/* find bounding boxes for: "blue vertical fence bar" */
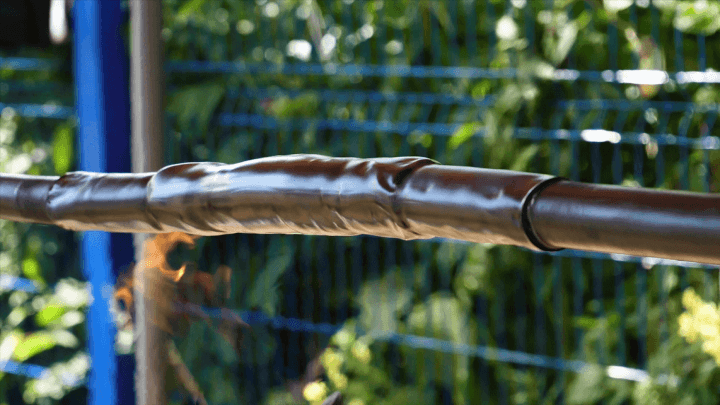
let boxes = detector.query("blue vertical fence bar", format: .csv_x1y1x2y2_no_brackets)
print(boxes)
74,1,135,405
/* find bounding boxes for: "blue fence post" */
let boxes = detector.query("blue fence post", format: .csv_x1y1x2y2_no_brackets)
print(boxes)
74,1,135,405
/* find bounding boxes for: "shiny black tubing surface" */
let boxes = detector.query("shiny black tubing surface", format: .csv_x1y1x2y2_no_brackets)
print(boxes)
2,154,719,264
529,181,720,264
0,155,554,251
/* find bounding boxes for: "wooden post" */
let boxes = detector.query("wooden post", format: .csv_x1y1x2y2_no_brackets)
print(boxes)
130,1,166,404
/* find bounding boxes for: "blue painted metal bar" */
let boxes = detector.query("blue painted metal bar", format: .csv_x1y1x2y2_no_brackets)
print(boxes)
0,80,71,94
165,60,720,84
0,103,74,119
0,360,50,379
0,274,40,293
0,358,87,390
217,113,720,149
183,307,652,382
8,95,720,128
0,57,63,71
225,87,498,107
73,1,135,405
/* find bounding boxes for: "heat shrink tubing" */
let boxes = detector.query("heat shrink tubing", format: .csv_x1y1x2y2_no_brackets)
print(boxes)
0,154,718,265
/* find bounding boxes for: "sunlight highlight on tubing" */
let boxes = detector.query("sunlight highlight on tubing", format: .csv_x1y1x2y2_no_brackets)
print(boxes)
0,155,719,264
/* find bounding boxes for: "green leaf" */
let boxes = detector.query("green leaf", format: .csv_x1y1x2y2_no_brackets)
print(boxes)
436,242,464,276
603,0,633,13
405,293,477,389
573,316,599,330
216,134,254,164
528,58,556,80
471,80,492,99
35,304,67,327
178,0,205,17
384,0,406,19
52,124,73,174
496,15,519,41
50,330,79,348
429,1,454,35
407,131,432,148
22,258,41,282
674,2,720,35
167,82,226,133
269,93,319,119
510,145,539,172
552,21,578,65
211,325,239,365
0,331,22,361
693,86,720,105
245,238,294,317
448,122,481,150
13,332,56,362
566,365,608,405
357,271,413,333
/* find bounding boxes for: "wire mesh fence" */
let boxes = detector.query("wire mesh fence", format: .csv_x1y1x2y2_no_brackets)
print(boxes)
2,0,720,404
157,0,720,404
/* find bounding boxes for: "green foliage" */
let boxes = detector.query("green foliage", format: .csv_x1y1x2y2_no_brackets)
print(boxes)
22,353,89,404
0,46,84,403
566,365,633,405
0,280,88,403
603,0,634,14
673,1,720,35
566,330,720,405
268,93,321,120
539,10,586,66
178,0,207,17
167,82,226,134
303,322,434,405
404,293,477,401
5,0,720,403
448,122,482,150
356,270,413,333
34,305,67,328
12,333,58,362
245,238,296,317
51,123,74,175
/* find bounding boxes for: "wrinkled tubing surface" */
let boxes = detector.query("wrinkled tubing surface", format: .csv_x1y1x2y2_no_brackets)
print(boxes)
0,155,552,250
0,154,718,264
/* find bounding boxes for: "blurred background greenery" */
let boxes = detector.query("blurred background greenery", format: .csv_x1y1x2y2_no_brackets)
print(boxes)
2,0,720,404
